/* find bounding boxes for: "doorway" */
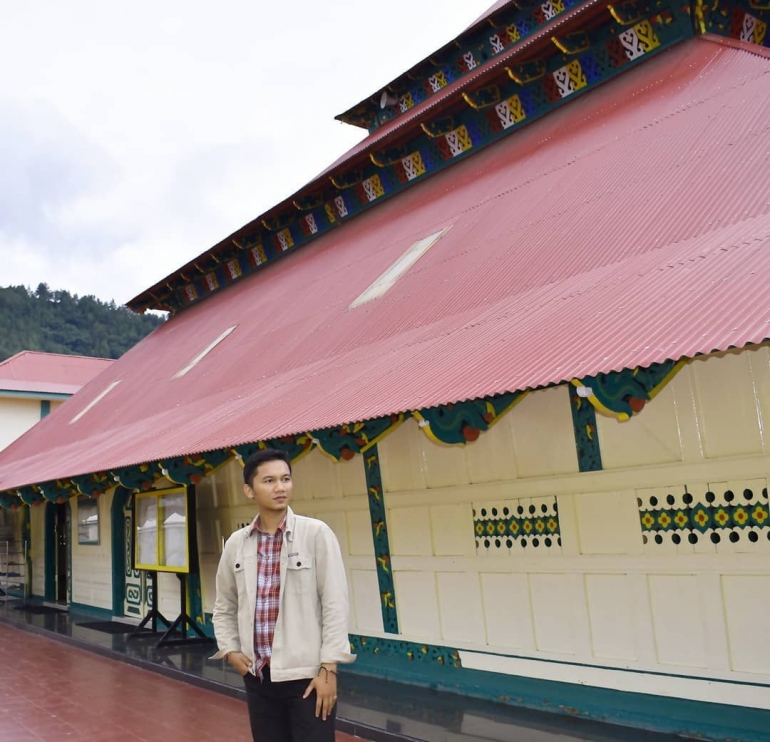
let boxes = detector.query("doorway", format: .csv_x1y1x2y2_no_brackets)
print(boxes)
45,501,70,604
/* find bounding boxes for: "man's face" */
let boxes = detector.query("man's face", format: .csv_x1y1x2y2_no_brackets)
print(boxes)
243,459,293,514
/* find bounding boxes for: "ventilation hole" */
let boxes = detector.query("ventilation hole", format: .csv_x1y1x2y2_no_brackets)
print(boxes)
744,489,754,501
711,532,721,544
666,495,675,506
725,490,735,502
636,498,642,508
729,531,740,543
484,539,490,548
545,538,552,547
688,533,698,544
517,506,524,515
481,509,487,517
650,496,658,507
749,531,759,543
521,539,528,548
705,491,715,503
541,504,548,513
529,505,536,514
503,507,509,516
683,493,693,505
672,534,681,545
506,539,512,548
642,535,648,544
494,539,501,548
654,535,663,544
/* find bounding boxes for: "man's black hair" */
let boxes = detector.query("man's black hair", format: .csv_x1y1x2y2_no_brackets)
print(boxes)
243,448,292,488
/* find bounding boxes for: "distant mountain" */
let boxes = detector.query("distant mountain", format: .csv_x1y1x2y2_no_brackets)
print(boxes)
0,284,165,361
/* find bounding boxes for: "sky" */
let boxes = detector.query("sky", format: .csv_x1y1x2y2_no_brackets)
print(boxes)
0,1,493,306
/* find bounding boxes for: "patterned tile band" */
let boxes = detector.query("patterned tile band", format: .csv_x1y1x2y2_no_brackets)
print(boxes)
638,484,770,547
349,634,461,668
474,497,561,552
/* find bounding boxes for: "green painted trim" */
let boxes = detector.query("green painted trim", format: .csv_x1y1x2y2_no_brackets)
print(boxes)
68,602,113,620
0,390,71,401
186,486,205,636
111,488,130,617
44,503,55,601
362,447,399,634
39,400,51,418
568,385,602,472
347,642,770,742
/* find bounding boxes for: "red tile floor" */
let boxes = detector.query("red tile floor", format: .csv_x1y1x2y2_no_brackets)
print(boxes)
0,625,367,742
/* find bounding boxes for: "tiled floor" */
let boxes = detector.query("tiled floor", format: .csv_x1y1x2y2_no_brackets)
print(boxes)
0,603,693,742
0,625,364,742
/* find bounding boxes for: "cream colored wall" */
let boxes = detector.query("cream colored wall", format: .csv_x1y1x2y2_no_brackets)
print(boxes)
0,398,42,451
29,503,45,597
70,493,113,609
191,345,770,708
372,347,770,708
197,460,256,615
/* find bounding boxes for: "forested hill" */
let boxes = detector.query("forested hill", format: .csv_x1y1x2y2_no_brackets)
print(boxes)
0,284,165,362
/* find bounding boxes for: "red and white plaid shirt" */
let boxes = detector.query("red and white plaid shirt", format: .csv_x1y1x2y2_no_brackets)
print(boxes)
251,515,286,679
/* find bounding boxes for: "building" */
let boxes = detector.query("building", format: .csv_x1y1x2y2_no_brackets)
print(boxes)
1,1,769,739
0,351,112,593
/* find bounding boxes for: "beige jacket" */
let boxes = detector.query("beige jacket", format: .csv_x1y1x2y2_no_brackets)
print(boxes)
211,507,355,681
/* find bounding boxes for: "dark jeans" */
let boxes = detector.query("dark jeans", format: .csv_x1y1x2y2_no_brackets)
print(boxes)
243,666,336,742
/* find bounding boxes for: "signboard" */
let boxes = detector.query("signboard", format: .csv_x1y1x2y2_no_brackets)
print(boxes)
134,488,190,573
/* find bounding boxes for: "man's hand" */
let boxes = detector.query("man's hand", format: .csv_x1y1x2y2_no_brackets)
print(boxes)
226,651,253,676
303,665,338,720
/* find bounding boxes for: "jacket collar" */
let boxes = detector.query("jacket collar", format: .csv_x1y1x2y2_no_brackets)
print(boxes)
247,506,295,542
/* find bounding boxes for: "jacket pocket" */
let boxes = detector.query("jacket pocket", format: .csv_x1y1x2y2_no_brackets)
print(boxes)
285,555,313,593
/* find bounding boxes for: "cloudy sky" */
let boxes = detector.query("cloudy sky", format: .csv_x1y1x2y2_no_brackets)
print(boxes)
0,1,492,306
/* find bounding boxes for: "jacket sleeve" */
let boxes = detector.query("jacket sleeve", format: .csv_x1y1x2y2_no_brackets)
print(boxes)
315,524,356,665
210,533,242,660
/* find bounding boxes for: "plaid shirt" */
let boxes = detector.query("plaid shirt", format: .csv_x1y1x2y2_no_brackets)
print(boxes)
251,515,286,679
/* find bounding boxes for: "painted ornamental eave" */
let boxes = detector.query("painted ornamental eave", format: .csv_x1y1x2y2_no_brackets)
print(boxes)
127,0,658,315
127,0,770,317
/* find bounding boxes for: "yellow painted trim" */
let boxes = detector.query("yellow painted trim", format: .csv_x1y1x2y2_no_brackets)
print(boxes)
571,360,687,422
462,92,481,110
313,415,407,461
505,67,523,84
420,123,442,138
551,36,569,53
134,487,190,574
694,0,707,32
413,392,528,446
370,153,387,167
647,359,687,400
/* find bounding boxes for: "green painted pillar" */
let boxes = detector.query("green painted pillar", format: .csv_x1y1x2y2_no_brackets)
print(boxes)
362,445,399,634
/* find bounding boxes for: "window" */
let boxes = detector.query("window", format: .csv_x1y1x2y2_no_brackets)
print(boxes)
349,227,451,309
77,497,100,545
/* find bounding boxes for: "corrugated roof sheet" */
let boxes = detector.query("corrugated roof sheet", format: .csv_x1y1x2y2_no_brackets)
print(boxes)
0,351,113,396
2,38,770,489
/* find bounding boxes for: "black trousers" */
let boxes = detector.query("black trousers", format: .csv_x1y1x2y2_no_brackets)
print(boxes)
243,666,336,742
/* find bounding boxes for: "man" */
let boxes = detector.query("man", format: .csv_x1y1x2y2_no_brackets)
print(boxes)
212,448,355,742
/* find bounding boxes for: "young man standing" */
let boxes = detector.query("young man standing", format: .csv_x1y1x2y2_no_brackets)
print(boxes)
212,449,355,742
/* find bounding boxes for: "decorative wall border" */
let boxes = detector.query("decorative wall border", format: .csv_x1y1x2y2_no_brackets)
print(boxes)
474,497,561,552
130,0,693,315
638,482,770,548
362,446,399,634
349,634,461,668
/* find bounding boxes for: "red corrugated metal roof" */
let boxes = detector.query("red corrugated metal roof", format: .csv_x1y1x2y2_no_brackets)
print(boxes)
0,351,113,396
2,38,770,489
